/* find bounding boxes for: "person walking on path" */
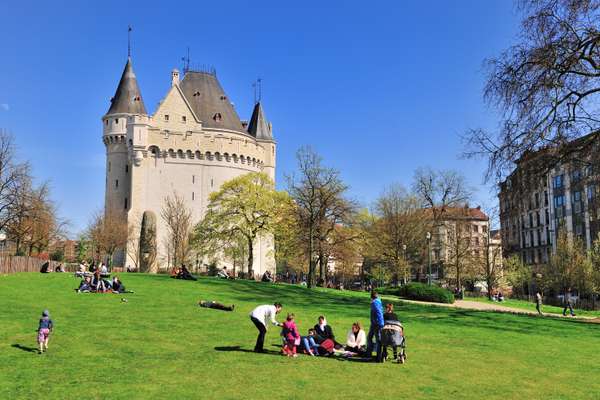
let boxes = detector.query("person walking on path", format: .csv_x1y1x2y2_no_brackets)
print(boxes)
249,303,282,353
535,292,543,315
366,291,385,362
37,310,53,354
563,289,576,316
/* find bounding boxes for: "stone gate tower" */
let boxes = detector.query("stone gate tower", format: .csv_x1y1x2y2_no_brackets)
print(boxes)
102,55,276,276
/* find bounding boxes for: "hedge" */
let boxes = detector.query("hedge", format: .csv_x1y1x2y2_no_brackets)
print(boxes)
383,283,455,304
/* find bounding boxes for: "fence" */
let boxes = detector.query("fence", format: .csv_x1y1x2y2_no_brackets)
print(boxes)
0,255,77,274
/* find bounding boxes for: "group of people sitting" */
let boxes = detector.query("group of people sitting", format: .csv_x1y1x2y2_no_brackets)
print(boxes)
75,272,130,294
75,261,108,278
40,262,66,273
170,265,197,281
491,291,505,302
281,306,404,362
247,300,405,363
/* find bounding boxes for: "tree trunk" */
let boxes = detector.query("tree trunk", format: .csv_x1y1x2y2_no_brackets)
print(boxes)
318,251,326,287
247,237,254,279
308,226,316,288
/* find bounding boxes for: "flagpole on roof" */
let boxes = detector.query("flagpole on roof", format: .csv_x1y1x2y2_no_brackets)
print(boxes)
128,25,132,58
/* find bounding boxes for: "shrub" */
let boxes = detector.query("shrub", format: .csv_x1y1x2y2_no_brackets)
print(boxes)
387,283,455,304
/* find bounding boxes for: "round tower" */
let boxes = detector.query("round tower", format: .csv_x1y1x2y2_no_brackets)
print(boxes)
102,57,147,266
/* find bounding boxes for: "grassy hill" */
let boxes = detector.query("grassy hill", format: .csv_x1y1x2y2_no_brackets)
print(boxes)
1,273,599,400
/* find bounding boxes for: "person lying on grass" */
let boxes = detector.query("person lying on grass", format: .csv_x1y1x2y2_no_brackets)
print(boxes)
198,300,235,311
37,310,53,354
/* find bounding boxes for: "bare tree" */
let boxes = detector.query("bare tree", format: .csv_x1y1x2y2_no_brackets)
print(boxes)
161,192,193,269
413,168,471,222
445,217,476,291
86,210,129,267
287,147,355,288
464,0,600,181
373,184,430,284
0,131,31,235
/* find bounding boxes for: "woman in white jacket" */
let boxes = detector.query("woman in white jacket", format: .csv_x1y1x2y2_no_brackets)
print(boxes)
345,322,367,355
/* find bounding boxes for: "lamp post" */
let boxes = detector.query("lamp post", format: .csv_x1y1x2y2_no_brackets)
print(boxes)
426,232,432,285
402,244,407,285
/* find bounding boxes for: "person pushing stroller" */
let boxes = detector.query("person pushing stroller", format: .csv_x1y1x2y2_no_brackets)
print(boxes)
380,303,406,364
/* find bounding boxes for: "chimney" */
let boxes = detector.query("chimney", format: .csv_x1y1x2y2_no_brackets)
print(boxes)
171,69,180,86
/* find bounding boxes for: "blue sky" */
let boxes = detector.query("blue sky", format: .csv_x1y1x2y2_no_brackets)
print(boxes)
0,1,520,235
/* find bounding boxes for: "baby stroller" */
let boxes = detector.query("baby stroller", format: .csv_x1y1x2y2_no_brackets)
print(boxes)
380,320,406,364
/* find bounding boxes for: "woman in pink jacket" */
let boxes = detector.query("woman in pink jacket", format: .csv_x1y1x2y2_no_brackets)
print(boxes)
281,313,300,357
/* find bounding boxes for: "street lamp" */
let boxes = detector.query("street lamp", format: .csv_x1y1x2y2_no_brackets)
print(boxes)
426,232,432,285
402,244,407,285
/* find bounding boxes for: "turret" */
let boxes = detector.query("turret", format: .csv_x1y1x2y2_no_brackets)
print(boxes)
102,57,147,226
248,102,276,180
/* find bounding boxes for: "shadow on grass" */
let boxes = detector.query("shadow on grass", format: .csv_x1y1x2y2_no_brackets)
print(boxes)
12,344,38,353
214,346,280,356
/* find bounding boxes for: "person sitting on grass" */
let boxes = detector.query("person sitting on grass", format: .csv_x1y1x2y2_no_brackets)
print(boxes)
281,313,300,357
170,267,180,278
92,270,107,292
345,322,367,355
37,310,53,354
216,267,232,279
177,265,197,281
112,276,132,294
76,277,93,293
261,270,274,283
300,329,320,356
198,300,235,311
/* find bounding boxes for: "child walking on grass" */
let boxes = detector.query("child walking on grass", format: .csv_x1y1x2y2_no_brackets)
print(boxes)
37,310,53,354
281,313,300,357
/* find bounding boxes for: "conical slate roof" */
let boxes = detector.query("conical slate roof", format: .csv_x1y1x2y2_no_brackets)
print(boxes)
106,57,147,116
247,102,273,140
179,71,245,132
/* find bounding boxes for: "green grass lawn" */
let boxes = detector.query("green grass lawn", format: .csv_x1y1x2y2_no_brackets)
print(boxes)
1,273,600,400
465,296,600,318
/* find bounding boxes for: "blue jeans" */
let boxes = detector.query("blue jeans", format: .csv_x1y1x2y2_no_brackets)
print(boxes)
366,323,382,360
301,336,319,354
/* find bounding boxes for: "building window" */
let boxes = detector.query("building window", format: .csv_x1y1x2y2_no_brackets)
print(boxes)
211,178,214,188
192,175,195,184
124,197,128,209
544,191,548,206
571,169,582,183
108,161,111,172
125,164,128,173
164,115,170,121
192,192,195,201
552,175,564,189
182,116,187,123
115,118,119,124
588,185,596,201
115,179,119,188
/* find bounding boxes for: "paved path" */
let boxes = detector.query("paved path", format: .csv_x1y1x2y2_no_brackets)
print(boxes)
390,297,600,322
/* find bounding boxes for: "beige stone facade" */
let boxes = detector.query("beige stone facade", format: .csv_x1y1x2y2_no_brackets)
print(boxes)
103,59,276,276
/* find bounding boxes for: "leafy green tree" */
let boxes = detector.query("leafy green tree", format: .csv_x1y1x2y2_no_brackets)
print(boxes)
193,172,289,278
541,231,594,296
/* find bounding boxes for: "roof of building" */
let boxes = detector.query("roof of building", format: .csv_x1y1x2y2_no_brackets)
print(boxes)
424,206,489,221
247,102,272,140
106,57,147,116
179,71,245,133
